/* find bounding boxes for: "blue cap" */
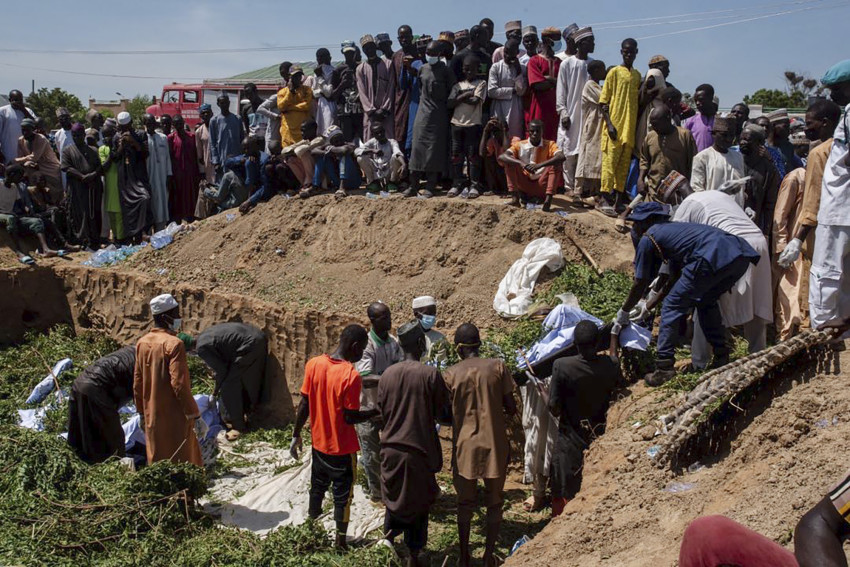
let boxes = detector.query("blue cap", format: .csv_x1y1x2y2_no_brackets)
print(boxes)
627,202,671,222
199,103,212,112
822,59,850,87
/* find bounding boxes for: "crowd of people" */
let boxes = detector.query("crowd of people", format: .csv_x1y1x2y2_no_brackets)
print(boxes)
5,14,850,567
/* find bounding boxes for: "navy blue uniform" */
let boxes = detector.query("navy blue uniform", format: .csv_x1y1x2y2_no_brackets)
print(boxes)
634,222,760,359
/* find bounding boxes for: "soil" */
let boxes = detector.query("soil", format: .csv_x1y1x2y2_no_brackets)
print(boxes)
4,192,846,565
506,348,850,566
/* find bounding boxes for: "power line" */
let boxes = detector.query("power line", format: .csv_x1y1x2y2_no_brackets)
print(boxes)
636,0,849,40
0,62,207,81
0,0,834,56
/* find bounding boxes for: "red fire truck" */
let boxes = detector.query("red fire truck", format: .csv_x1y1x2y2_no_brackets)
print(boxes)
145,80,283,129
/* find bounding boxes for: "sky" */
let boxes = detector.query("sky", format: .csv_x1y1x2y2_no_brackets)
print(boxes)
2,0,848,109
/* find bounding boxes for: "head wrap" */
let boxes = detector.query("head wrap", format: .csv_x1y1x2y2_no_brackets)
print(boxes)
542,26,561,38
505,20,522,32
522,25,538,38
438,31,454,42
454,29,469,41
415,35,432,49
55,107,70,118
573,26,593,42
324,125,343,140
648,54,669,65
822,59,850,86
375,33,391,43
341,40,357,53
150,293,178,315
645,68,667,96
627,202,671,222
290,65,304,76
412,295,437,309
103,118,117,128
116,112,132,126
199,103,212,112
712,115,735,132
20,118,35,128
790,131,810,146
562,23,579,40
397,320,425,349
360,34,376,47
766,108,789,123
70,122,86,134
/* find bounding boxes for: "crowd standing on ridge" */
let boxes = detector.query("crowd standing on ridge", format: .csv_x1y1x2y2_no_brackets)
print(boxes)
3,14,850,567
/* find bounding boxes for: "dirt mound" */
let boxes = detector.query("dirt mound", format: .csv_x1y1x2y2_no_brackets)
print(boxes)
126,195,632,330
506,349,850,566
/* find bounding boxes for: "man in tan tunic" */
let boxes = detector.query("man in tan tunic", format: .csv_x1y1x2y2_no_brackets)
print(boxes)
133,293,203,467
443,323,517,567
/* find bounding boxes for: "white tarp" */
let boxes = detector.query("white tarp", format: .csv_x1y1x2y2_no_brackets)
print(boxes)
494,238,565,317
208,442,384,541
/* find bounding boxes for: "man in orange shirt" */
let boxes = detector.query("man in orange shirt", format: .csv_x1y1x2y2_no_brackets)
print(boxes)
499,119,566,211
133,293,205,467
290,324,377,549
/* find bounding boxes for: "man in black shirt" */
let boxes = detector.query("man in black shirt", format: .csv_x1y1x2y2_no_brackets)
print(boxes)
548,320,620,515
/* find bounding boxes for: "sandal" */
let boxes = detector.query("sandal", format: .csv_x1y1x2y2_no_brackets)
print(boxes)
523,496,545,512
334,189,348,200
299,186,318,199
18,255,35,265
614,218,630,233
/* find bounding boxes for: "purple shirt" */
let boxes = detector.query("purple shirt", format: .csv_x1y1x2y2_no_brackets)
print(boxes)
684,113,715,153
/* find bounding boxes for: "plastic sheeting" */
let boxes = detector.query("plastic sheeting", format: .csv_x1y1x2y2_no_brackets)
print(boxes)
517,304,651,370
210,445,384,540
494,238,565,317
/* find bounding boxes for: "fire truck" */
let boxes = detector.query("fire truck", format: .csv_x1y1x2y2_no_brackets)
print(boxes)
145,80,283,129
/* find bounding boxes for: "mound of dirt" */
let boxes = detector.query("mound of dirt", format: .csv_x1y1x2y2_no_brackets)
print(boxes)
126,195,633,330
506,349,850,566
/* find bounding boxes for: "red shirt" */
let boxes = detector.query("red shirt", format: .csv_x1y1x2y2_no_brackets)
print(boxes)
300,354,361,455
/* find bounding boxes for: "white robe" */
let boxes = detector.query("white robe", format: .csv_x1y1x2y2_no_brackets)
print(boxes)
55,128,74,188
256,95,281,149
674,190,773,326
691,146,746,195
306,63,338,136
521,378,557,484
487,60,528,140
555,55,592,156
146,131,172,225
0,105,37,164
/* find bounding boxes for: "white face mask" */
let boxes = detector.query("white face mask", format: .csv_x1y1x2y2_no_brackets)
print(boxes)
426,55,440,65
170,318,183,332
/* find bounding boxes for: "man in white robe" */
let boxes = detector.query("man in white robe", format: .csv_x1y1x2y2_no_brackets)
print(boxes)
673,190,772,368
306,49,337,137
809,61,850,336
488,39,527,140
691,116,745,193
144,114,172,230
0,90,37,164
555,26,594,196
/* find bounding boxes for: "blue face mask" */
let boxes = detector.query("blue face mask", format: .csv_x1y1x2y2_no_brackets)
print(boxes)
419,314,436,330
552,40,564,53
426,55,440,65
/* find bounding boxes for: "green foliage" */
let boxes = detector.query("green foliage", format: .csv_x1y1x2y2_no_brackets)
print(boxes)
126,94,154,125
0,325,120,433
742,88,806,109
25,87,86,130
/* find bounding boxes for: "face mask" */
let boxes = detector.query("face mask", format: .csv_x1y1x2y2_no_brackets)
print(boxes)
170,318,183,332
552,40,564,53
419,314,437,330
426,55,440,65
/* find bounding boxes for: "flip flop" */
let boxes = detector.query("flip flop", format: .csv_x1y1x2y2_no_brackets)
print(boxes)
19,255,35,265
334,189,348,200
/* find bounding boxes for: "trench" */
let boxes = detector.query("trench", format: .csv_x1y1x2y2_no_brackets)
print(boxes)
0,263,361,425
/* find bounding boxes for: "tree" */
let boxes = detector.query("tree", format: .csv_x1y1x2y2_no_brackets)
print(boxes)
743,70,825,109
126,94,154,125
25,87,86,129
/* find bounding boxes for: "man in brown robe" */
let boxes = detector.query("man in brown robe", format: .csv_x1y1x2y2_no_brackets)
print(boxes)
443,323,517,567
377,321,449,567
61,123,103,249
133,293,204,467
357,35,394,142
15,118,63,204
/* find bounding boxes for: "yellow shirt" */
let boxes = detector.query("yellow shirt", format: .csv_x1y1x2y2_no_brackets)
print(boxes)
277,85,313,146
599,65,641,150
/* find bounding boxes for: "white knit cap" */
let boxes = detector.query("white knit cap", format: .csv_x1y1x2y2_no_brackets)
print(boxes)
412,296,436,309
117,111,132,125
150,293,178,315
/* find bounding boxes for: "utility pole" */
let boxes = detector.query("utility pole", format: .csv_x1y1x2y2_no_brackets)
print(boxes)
31,79,35,95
